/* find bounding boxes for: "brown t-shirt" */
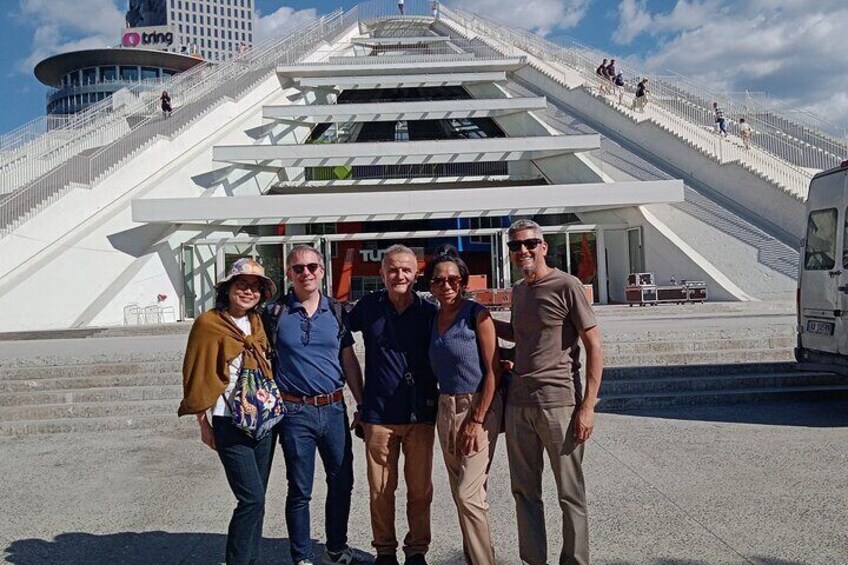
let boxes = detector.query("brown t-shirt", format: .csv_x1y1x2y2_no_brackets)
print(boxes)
509,269,597,408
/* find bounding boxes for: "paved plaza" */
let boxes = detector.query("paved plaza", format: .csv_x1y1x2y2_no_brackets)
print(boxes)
1,398,846,564
1,302,845,563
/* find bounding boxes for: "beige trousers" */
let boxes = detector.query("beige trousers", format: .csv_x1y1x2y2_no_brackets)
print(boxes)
437,392,503,565
363,422,435,557
505,403,589,565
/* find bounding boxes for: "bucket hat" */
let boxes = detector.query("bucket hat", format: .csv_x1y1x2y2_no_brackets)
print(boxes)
216,257,277,300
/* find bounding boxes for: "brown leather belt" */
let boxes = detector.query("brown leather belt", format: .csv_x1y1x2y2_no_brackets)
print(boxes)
281,389,344,406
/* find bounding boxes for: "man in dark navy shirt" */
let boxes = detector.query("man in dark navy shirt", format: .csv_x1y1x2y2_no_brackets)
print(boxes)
347,244,438,565
275,245,365,565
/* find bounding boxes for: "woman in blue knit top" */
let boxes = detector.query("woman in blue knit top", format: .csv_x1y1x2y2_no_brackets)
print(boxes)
424,246,502,565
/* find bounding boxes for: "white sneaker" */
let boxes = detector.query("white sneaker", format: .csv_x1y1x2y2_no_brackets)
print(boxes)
296,560,314,565
324,546,362,564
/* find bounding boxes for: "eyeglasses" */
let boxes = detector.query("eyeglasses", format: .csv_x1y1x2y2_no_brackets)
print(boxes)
506,238,544,253
290,263,322,275
232,280,263,294
300,317,312,346
430,275,463,287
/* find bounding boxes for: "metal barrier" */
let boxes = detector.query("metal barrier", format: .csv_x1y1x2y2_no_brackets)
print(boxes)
440,5,845,199
0,8,362,235
0,9,354,195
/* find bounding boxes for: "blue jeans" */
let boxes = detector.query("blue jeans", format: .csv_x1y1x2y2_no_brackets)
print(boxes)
213,416,275,565
279,399,354,563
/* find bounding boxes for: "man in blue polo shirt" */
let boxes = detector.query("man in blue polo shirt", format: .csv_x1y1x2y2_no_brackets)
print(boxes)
275,245,365,565
347,244,438,565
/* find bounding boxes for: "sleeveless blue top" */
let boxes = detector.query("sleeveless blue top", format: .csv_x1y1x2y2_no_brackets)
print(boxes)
429,300,486,395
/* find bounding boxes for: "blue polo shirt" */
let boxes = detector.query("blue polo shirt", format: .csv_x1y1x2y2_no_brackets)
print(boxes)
348,290,438,425
274,293,355,396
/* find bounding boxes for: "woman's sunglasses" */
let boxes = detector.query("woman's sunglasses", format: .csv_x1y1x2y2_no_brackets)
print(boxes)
506,238,543,252
430,275,463,287
290,263,322,275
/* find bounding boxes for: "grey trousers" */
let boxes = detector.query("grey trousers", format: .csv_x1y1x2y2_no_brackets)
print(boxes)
505,403,589,565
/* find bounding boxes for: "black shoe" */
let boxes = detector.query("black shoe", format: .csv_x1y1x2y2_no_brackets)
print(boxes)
374,555,400,565
403,555,427,565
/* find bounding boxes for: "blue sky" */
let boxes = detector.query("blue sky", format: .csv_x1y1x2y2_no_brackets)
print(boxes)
3,0,847,137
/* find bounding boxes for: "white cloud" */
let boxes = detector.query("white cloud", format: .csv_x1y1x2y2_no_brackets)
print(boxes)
614,0,721,45
454,0,590,35
254,6,319,44
17,0,123,74
616,0,848,135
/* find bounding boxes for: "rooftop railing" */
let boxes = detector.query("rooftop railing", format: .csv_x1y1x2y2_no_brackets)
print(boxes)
0,8,361,235
440,5,845,198
0,8,360,194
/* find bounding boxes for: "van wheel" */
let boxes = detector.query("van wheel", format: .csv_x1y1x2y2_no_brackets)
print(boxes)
794,347,806,363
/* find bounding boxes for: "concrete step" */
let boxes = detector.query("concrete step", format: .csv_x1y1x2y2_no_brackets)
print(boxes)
597,384,848,412
1,361,183,380
600,371,845,395
0,372,181,393
0,414,196,437
0,384,183,407
0,322,192,342
603,362,800,379
602,336,794,356
605,347,794,367
0,398,178,422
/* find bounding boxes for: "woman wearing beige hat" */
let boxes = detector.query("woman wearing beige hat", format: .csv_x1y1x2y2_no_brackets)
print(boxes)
179,257,278,565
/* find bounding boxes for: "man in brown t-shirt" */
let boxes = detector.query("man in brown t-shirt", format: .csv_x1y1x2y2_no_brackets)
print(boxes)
495,219,604,565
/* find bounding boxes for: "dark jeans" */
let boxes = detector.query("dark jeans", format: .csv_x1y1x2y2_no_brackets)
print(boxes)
279,399,354,563
212,416,275,565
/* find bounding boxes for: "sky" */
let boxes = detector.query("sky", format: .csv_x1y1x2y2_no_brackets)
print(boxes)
2,0,847,138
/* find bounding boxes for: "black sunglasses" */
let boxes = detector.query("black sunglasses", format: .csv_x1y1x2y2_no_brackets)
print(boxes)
506,238,544,252
430,275,463,287
290,263,321,274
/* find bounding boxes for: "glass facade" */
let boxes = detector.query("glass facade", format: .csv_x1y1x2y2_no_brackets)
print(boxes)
165,0,254,61
45,63,187,115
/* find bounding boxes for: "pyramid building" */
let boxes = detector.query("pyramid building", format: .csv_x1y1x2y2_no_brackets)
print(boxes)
0,2,838,331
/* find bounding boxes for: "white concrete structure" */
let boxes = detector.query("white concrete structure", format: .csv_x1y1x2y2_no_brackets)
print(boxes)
0,3,822,331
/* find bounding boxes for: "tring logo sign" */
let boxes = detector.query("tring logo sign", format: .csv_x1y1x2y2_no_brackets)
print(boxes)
121,26,176,49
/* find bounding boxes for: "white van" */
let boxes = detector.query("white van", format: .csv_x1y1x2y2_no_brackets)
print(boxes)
796,160,848,368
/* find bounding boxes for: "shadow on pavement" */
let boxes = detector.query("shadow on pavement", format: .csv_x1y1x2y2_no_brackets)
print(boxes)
603,399,848,428
604,558,809,565
4,531,307,565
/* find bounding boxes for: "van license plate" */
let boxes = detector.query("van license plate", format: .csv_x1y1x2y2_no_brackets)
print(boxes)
806,320,835,336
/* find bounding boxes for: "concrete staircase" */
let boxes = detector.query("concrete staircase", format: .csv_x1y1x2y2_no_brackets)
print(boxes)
500,79,799,300
0,355,189,436
439,10,817,200
598,363,848,412
3,310,846,436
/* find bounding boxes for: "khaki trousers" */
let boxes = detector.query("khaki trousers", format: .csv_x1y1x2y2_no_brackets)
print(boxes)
505,403,589,565
363,422,435,557
437,393,502,565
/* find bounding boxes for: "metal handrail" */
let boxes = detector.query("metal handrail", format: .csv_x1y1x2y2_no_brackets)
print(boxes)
440,5,836,199
0,11,341,192
0,11,343,183
0,8,360,235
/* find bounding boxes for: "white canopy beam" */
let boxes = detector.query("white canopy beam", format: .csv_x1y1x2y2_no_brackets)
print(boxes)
133,180,684,224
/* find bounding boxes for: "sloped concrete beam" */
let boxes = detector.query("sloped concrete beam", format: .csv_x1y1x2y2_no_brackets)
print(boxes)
133,179,684,224
297,72,507,89
262,97,548,123
212,135,600,167
277,57,526,78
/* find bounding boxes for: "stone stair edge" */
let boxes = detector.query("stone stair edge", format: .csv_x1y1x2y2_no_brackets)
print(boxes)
601,374,846,394
0,322,193,342
598,383,848,401
0,355,185,369
0,414,195,437
0,399,180,422
0,384,182,402
602,370,834,383
0,374,181,393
